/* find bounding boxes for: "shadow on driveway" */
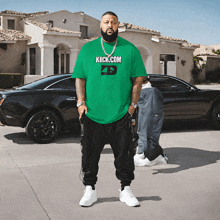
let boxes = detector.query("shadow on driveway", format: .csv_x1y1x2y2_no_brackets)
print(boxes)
4,130,81,145
153,147,220,175
95,195,162,205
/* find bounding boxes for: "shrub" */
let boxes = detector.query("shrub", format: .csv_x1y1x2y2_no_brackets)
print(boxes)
0,73,23,89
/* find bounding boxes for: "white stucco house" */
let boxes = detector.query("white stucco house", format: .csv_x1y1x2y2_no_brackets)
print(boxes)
0,10,199,84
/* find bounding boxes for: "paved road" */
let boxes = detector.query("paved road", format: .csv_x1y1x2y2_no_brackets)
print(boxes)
196,84,220,90
0,122,220,220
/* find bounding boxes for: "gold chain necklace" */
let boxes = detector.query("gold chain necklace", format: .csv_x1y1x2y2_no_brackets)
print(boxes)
101,37,118,60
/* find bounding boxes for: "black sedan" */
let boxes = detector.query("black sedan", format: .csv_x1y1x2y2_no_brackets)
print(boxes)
0,74,220,143
149,74,220,128
0,74,78,143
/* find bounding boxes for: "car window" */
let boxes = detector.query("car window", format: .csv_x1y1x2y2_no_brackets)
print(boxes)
46,78,76,91
17,75,71,90
150,77,190,92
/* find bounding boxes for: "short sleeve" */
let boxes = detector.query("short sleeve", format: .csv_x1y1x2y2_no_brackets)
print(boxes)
130,46,147,78
71,47,86,79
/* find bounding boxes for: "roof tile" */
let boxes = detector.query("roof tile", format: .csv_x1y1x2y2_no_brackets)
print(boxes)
0,29,31,41
119,22,160,33
0,10,49,17
193,44,220,56
26,20,81,34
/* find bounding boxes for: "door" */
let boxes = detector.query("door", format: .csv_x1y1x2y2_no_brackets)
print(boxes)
160,54,176,77
150,76,207,119
46,78,78,124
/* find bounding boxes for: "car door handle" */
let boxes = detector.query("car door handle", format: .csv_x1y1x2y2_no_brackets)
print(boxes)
67,97,76,101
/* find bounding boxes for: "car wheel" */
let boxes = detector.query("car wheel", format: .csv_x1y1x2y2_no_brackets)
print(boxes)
26,110,61,143
211,103,220,130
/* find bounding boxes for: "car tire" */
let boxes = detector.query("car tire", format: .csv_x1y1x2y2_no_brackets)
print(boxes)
26,110,61,143
211,103,220,130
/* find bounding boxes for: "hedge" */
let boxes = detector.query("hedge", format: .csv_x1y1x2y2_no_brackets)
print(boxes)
0,73,23,89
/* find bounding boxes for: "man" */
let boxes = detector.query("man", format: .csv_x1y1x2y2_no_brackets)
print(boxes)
71,11,147,207
134,76,168,166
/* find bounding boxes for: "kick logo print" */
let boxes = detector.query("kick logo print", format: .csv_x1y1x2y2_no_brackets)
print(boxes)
101,65,117,75
96,56,122,63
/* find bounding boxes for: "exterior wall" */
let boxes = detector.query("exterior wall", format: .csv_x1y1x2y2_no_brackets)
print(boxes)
28,11,101,39
83,14,101,38
28,10,83,32
24,22,46,77
0,15,23,31
176,49,194,83
43,34,79,50
0,41,26,74
119,31,194,83
206,57,220,72
195,56,220,82
24,22,44,45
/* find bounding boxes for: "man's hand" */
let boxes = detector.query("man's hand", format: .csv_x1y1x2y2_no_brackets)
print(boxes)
78,104,87,119
128,105,135,116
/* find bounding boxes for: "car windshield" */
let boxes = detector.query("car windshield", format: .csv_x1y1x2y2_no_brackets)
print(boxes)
17,75,71,90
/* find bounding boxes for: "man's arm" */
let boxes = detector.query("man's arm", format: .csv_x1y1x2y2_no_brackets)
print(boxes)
75,78,87,119
128,76,145,115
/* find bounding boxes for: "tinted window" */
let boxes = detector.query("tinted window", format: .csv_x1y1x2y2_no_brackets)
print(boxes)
17,75,71,90
47,78,75,90
150,77,190,92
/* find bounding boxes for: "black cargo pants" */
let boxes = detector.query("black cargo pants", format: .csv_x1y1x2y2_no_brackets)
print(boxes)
81,112,135,187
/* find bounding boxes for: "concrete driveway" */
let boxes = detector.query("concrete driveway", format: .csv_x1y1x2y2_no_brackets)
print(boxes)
0,121,220,220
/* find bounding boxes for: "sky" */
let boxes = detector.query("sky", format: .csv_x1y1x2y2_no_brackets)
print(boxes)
1,0,219,45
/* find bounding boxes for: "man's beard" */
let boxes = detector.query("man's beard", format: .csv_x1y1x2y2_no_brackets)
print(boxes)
101,28,118,42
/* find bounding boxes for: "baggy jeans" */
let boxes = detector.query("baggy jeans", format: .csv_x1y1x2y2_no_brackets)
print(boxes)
137,87,164,160
81,112,135,186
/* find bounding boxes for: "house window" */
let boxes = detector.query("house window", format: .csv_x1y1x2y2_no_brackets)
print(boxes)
0,17,1,26
8,19,15,30
80,26,88,39
30,48,36,75
47,20,53,27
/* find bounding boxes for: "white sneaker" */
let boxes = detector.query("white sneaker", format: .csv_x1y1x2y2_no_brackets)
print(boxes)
150,155,168,166
134,153,151,166
134,153,168,167
119,186,140,207
79,186,97,207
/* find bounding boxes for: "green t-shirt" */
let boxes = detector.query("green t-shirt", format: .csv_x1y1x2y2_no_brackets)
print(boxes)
72,36,147,124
